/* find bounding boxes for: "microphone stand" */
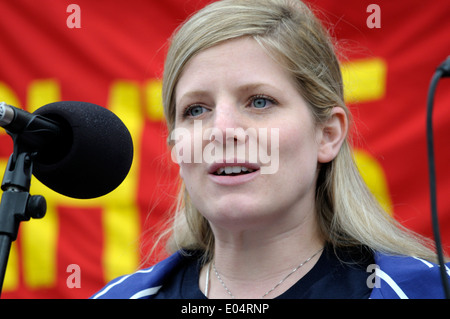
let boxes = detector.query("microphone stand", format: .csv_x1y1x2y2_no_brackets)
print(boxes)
0,133,47,296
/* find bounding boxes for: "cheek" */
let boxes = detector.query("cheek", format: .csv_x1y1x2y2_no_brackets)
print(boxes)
179,162,191,182
277,126,319,176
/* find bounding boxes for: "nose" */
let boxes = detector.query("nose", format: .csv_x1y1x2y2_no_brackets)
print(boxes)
208,102,247,145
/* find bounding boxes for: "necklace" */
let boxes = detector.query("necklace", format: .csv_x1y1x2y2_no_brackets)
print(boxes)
204,247,324,299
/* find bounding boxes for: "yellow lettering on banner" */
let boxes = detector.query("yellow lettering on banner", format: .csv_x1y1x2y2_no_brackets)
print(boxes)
0,82,21,136
21,79,61,288
21,205,59,288
103,80,143,281
145,79,165,121
341,58,387,104
0,82,21,108
341,58,391,213
27,79,60,112
354,149,393,215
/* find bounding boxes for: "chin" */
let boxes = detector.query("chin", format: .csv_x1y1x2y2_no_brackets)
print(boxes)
203,200,274,231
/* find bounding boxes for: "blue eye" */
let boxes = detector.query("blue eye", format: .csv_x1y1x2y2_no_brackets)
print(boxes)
252,98,268,108
185,105,207,117
250,95,276,109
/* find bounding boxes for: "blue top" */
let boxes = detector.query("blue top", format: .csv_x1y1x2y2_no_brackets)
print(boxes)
91,248,450,299
153,245,373,298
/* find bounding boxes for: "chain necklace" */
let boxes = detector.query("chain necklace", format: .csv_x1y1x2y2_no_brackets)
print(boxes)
205,247,324,299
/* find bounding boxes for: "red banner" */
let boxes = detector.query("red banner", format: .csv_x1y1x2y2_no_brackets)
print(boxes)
0,0,449,298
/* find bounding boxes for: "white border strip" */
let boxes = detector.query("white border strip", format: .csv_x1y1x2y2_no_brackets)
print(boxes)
376,268,408,299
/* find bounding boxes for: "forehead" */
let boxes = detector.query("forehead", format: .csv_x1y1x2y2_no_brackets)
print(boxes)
175,37,296,100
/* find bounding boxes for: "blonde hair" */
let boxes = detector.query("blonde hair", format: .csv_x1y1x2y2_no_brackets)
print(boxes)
159,0,438,263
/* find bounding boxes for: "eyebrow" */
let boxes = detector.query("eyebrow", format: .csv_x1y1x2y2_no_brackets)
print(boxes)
177,90,210,103
177,82,282,105
238,82,282,93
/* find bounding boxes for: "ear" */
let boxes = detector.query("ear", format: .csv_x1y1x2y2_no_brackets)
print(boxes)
317,107,348,163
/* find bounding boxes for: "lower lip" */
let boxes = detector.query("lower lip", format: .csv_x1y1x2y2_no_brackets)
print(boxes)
208,170,260,186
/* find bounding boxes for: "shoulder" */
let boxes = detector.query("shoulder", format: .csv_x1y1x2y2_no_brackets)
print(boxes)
90,252,185,299
369,252,450,299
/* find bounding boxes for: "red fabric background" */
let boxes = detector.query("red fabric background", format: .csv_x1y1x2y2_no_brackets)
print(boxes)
0,0,449,298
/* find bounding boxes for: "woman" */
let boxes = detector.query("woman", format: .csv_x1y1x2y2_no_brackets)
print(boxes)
93,0,449,299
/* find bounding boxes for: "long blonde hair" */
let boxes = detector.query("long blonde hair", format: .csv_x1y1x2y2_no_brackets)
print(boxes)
159,0,438,263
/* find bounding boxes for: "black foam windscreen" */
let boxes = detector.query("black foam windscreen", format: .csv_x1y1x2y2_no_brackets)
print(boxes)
32,101,134,199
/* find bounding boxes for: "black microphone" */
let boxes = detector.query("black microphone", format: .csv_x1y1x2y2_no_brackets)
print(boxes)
0,101,133,199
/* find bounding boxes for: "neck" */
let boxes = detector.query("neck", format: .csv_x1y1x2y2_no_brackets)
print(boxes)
201,210,325,298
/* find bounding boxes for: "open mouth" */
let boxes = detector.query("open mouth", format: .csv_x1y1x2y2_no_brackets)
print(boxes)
208,163,260,185
213,166,256,176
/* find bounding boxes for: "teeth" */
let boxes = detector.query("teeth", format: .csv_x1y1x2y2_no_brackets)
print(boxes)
215,166,254,175
232,166,241,174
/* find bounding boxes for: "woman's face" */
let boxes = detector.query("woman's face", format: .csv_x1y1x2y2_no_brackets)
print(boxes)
173,37,332,233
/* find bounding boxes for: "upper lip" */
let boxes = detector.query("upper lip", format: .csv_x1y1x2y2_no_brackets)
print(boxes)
207,160,260,174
